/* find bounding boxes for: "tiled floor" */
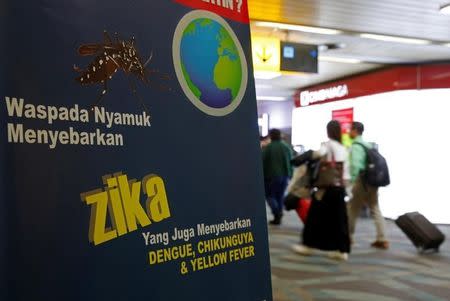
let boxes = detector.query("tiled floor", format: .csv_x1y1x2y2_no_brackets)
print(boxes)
268,209,450,301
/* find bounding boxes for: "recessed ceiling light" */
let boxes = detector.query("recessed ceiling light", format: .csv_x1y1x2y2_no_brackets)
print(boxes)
440,4,450,15
319,56,362,64
256,96,286,101
254,21,342,35
254,71,282,80
360,33,431,45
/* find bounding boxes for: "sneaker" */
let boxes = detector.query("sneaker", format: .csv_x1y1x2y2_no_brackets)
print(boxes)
327,251,348,261
292,244,314,256
269,219,281,225
269,214,282,225
371,241,389,250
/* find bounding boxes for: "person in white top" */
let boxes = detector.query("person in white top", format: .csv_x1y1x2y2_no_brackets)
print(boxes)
292,120,351,261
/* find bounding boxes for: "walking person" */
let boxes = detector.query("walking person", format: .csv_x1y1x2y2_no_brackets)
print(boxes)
347,122,389,249
262,129,293,225
292,120,351,261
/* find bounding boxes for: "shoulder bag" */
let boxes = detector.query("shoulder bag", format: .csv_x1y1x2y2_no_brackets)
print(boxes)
312,145,344,188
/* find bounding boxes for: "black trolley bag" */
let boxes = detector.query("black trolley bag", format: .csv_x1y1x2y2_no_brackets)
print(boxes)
395,212,445,253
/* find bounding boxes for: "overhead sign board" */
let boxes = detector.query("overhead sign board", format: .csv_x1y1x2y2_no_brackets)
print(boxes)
251,36,281,72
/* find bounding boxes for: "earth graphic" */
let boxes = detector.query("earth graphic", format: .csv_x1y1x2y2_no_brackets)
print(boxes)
180,18,242,109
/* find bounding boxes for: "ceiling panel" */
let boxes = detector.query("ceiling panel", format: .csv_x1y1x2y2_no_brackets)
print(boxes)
249,0,450,101
249,0,450,41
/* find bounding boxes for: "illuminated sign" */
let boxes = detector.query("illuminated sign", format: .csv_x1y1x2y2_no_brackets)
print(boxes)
300,84,349,106
251,36,280,72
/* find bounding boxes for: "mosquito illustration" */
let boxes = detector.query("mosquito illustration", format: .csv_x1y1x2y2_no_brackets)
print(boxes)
74,31,158,111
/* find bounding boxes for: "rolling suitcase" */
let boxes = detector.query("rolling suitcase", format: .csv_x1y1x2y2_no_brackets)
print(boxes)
395,212,445,253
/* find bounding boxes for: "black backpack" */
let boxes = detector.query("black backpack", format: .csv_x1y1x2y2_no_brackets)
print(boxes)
353,142,390,187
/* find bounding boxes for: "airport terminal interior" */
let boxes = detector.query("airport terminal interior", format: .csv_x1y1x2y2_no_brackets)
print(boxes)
4,1,450,301
251,0,450,300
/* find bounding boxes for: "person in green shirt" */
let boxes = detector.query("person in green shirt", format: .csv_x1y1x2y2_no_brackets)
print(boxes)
262,129,293,225
347,122,389,249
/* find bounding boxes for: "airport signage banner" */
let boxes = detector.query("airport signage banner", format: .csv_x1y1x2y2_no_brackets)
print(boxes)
0,1,272,300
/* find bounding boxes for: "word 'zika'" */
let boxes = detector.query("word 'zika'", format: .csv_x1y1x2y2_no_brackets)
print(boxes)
82,173,171,245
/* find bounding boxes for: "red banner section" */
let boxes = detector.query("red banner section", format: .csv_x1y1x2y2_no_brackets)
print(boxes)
294,64,450,107
332,108,354,134
332,107,354,147
174,0,249,23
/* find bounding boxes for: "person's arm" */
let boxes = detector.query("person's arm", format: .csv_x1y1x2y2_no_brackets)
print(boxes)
343,148,351,186
312,142,327,159
350,144,365,182
291,150,313,167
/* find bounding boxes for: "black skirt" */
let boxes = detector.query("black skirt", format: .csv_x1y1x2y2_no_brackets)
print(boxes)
302,187,351,253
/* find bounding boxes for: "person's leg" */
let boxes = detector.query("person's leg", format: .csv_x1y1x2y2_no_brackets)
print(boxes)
347,179,365,241
274,176,289,214
367,187,388,247
264,178,277,217
269,176,288,224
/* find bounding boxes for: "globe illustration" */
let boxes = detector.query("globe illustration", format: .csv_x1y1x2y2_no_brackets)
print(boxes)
173,11,248,116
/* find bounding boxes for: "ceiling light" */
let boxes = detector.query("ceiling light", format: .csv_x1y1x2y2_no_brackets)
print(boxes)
254,21,342,35
319,56,362,64
256,96,286,101
254,71,282,80
360,33,431,45
440,4,450,15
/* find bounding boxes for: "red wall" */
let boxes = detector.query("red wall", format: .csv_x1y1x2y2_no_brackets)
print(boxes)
294,64,450,107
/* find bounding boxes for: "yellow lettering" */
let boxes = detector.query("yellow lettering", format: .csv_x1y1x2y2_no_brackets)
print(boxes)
249,245,255,257
118,174,151,231
84,190,117,245
144,175,171,222
82,172,173,246
149,251,157,265
106,177,128,236
157,249,164,263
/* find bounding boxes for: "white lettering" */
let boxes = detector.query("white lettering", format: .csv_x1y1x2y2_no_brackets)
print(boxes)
7,123,23,143
6,124,124,149
142,232,151,246
300,84,349,106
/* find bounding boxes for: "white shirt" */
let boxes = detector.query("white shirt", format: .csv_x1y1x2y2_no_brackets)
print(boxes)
316,140,351,181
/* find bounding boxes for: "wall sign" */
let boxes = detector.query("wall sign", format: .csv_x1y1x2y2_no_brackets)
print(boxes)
294,64,450,107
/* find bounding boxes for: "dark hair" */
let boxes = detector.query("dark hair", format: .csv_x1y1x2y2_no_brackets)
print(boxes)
269,129,281,141
352,122,364,135
327,120,342,143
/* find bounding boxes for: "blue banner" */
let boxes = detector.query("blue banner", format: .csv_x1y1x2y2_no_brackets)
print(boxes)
1,1,272,300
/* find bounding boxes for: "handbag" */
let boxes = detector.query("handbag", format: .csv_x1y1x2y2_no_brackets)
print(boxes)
283,193,300,210
313,146,344,188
